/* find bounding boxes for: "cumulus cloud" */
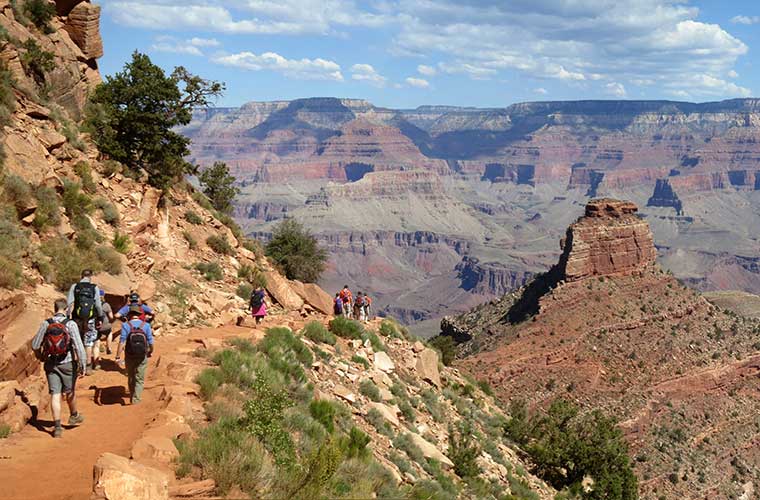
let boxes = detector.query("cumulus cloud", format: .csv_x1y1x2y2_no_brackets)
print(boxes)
189,37,221,48
534,87,548,95
215,52,344,81
417,64,437,76
350,64,387,87
731,15,760,25
150,35,204,56
604,82,627,98
405,77,430,88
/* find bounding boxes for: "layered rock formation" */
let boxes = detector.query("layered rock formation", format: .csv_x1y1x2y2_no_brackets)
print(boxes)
439,199,760,498
62,1,103,60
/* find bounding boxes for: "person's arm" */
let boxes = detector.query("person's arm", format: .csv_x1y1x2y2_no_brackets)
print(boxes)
94,286,104,318
31,321,47,352
66,284,76,315
106,304,114,322
115,322,128,366
114,304,127,320
68,321,86,374
145,323,155,355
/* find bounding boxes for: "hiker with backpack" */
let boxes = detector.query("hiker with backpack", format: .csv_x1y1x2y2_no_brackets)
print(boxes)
115,305,154,405
114,292,154,323
67,269,103,375
98,289,115,354
354,292,366,322
31,298,87,438
363,294,373,322
249,287,267,325
333,292,343,316
340,285,353,319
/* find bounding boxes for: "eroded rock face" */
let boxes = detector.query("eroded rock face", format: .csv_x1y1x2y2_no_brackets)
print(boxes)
63,2,103,60
559,199,656,281
92,452,169,500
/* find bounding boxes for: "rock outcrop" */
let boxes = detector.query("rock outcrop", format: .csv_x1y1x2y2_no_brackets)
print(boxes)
63,1,103,60
558,199,656,281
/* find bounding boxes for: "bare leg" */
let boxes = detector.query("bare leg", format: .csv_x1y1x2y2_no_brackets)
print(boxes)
51,393,62,422
65,391,78,416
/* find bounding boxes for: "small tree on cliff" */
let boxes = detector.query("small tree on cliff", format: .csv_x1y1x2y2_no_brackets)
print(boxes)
199,161,239,214
265,219,327,283
86,51,224,191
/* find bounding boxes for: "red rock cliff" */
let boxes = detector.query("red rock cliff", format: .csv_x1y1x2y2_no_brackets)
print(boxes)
559,199,656,281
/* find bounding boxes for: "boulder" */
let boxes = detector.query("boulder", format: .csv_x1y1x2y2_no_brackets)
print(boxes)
368,402,400,427
290,280,333,315
415,348,441,388
406,433,454,468
169,480,216,498
131,436,179,465
0,380,20,413
373,351,395,373
92,452,169,500
264,271,304,311
333,384,357,404
64,2,104,60
412,341,426,353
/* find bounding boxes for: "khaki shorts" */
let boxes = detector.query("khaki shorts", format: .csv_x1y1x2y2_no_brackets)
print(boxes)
45,362,77,394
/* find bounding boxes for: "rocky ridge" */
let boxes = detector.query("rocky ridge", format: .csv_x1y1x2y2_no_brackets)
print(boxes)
440,199,760,499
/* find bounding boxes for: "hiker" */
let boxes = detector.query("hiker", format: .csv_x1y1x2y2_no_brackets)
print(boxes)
340,285,353,319
98,289,115,355
363,294,373,322
67,269,103,375
114,292,154,323
354,292,366,322
249,286,267,325
115,305,154,405
333,292,344,316
32,298,86,438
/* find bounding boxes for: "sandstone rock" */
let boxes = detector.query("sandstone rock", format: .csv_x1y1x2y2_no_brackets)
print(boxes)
406,432,454,468
378,387,393,402
264,270,304,310
38,129,66,150
412,341,425,353
289,280,333,315
367,402,400,427
373,351,395,373
169,480,216,498
131,436,179,465
92,452,169,500
0,381,20,413
64,2,104,60
415,348,441,388
333,384,356,404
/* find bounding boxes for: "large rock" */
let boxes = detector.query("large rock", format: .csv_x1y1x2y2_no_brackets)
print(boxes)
559,199,656,281
373,351,395,373
290,280,333,315
406,432,454,468
367,402,400,427
415,348,441,388
264,270,304,310
92,452,169,500
131,436,179,465
63,2,104,60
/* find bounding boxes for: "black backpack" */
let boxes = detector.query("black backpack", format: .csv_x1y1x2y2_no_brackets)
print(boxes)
250,291,264,310
73,282,97,320
125,321,148,357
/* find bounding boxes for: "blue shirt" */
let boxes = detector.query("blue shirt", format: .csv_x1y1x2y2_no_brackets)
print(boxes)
119,319,154,345
117,303,154,317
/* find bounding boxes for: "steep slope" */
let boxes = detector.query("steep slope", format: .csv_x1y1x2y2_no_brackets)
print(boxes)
441,199,760,499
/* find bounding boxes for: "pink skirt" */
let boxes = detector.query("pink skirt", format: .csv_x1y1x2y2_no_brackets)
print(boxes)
252,303,267,318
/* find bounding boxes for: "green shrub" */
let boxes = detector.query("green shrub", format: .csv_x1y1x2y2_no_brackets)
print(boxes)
199,161,239,215
238,263,267,288
366,408,393,437
176,418,273,495
359,379,381,402
185,209,203,224
236,282,253,301
166,282,192,323
0,255,22,289
213,211,242,240
32,185,60,230
112,232,130,254
361,330,386,352
0,423,10,438
3,174,32,216
39,237,88,290
101,160,122,177
420,389,444,422
197,368,224,400
0,209,27,289
378,319,401,338
257,327,313,382
243,237,264,256
428,335,457,366
182,230,197,249
61,179,93,219
241,375,295,466
94,197,120,226
20,39,54,88
62,121,86,151
393,433,425,465
398,400,416,423
192,190,213,210
476,379,494,397
265,218,327,283
94,245,122,274
73,161,96,193
207,234,234,255
448,422,481,479
23,0,55,33
341,427,371,460
309,399,337,434
302,321,336,345
328,316,364,339
195,261,223,281
351,354,369,369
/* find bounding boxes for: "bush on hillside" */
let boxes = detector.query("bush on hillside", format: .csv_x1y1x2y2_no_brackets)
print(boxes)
182,230,197,249
448,422,481,479
199,161,239,215
87,52,224,190
32,185,60,230
236,282,253,301
309,399,337,434
238,264,267,288
23,0,55,33
195,261,223,281
428,335,457,366
302,321,336,345
185,209,203,225
0,208,28,289
19,39,54,88
94,245,122,274
3,174,32,214
265,218,327,283
207,234,234,255
328,316,364,340
39,237,90,290
73,161,96,193
359,380,381,402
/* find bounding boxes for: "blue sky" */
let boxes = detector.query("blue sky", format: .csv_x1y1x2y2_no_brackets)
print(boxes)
98,0,759,109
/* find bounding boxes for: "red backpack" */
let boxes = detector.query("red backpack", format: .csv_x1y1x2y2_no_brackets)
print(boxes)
42,319,71,360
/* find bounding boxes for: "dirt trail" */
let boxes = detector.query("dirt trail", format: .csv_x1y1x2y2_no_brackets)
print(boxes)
0,321,266,500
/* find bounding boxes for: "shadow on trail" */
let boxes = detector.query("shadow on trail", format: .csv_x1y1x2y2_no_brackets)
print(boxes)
98,359,123,373
93,385,127,406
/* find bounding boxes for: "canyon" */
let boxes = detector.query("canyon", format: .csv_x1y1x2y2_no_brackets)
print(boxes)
183,97,760,333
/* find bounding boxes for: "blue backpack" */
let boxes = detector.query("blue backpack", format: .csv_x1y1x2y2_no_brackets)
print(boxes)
334,297,343,314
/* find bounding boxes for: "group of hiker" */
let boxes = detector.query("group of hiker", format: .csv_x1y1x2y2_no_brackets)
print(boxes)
334,285,374,322
32,269,155,438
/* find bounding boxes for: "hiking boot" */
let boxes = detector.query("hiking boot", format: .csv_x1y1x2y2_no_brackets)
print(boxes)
53,427,63,438
68,413,85,426
106,347,112,355
85,367,93,376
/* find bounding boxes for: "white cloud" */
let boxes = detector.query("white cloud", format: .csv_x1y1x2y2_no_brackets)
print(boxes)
731,15,760,25
189,37,221,48
350,64,387,87
728,69,738,78
604,82,627,98
417,64,437,76
534,87,548,95
150,36,204,56
405,77,430,88
438,62,497,79
215,52,344,81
